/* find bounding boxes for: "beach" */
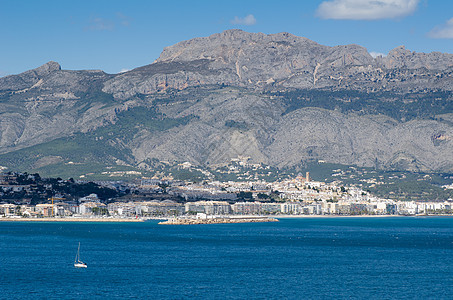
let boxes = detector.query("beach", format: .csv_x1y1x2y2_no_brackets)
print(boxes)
0,217,144,222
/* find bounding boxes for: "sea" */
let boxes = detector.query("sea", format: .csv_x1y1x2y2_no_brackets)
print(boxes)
0,217,452,299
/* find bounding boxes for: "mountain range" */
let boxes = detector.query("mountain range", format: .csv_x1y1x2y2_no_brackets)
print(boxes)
1,29,452,178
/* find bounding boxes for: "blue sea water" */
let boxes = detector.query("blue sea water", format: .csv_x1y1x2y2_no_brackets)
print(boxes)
0,217,452,299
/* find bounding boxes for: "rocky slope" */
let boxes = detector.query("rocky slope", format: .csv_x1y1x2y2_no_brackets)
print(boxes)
0,30,452,176
104,30,453,98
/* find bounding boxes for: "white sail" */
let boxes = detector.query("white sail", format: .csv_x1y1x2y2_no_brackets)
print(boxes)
74,242,87,268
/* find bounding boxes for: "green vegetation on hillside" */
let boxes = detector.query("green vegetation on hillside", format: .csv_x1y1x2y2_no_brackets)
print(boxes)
275,89,453,121
0,105,196,179
297,161,453,201
90,107,196,142
76,90,117,113
0,172,123,205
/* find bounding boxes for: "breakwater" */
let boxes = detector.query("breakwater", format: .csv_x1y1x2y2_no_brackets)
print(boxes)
0,217,144,222
159,216,279,225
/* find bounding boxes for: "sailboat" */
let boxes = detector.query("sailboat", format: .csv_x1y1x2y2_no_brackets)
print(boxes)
74,242,87,268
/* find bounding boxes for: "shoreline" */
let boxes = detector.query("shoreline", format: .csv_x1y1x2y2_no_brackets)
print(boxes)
275,214,453,219
276,214,405,218
0,217,144,222
0,214,451,223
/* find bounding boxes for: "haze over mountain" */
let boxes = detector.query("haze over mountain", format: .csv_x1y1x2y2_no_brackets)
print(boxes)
1,29,452,177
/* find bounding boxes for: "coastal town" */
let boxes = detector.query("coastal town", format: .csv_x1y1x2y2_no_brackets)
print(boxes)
0,168,452,221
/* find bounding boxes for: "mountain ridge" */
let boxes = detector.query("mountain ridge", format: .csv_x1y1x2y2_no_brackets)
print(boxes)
0,29,452,177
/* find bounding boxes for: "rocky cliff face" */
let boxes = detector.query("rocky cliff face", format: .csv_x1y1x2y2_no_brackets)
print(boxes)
0,62,116,151
104,30,453,99
0,30,453,175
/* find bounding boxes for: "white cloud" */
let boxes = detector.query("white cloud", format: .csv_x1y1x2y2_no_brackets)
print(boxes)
428,18,453,39
231,14,256,26
118,69,130,73
84,14,131,31
369,51,387,58
316,0,420,20
86,17,114,31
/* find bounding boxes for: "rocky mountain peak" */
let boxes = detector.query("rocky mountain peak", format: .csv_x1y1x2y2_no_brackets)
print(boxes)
384,45,453,70
103,30,453,99
155,29,321,63
388,45,408,54
0,61,62,91
153,29,379,78
32,61,61,76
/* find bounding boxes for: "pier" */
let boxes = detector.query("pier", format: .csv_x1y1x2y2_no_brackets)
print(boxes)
159,216,279,225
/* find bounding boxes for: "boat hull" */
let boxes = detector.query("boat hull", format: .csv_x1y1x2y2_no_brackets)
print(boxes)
74,263,87,268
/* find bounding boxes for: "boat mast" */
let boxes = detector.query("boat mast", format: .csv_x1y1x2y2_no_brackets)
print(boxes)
75,242,80,262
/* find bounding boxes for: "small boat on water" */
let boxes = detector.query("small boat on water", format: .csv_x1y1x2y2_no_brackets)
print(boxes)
74,242,87,268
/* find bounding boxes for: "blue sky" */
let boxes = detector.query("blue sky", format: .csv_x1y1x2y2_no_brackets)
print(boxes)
1,0,453,76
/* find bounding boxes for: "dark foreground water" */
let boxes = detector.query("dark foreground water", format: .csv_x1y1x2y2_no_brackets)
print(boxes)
0,217,452,299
